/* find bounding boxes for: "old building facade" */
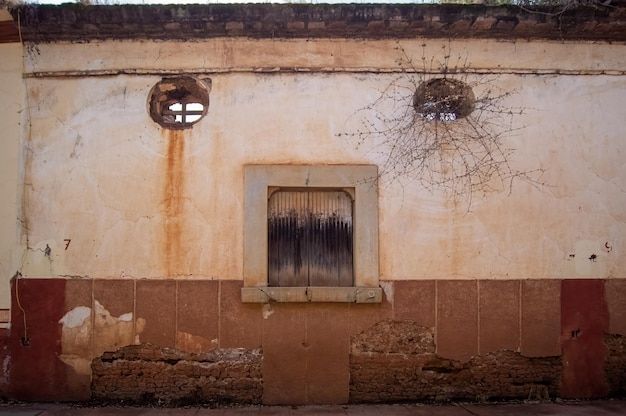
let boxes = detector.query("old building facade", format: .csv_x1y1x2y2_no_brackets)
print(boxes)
0,2,625,405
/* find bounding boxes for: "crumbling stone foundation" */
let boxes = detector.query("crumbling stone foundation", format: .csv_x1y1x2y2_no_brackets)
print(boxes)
349,320,561,403
91,344,262,405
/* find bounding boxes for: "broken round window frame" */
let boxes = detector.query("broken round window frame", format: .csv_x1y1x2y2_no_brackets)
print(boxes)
413,78,475,122
148,76,211,129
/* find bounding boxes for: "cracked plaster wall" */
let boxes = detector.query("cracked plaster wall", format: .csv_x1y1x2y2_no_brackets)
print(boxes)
0,43,23,313
12,38,626,284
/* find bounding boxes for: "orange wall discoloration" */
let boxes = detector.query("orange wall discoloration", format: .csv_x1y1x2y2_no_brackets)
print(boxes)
163,130,186,277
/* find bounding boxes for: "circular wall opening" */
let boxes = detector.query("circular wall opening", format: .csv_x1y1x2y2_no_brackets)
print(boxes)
413,78,475,122
148,76,211,130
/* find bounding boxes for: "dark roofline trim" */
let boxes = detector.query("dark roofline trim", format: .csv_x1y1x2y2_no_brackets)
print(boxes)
7,3,626,43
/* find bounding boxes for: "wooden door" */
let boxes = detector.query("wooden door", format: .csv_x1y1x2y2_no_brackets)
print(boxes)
268,190,353,287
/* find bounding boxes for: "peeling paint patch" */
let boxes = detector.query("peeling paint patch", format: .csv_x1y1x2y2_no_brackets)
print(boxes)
59,305,91,328
1,355,9,385
58,300,145,375
118,312,132,322
379,281,393,303
176,331,217,354
262,303,274,319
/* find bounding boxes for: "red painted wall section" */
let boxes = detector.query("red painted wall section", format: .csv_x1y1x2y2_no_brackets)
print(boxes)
2,277,623,402
561,279,609,398
0,328,8,398
9,278,71,401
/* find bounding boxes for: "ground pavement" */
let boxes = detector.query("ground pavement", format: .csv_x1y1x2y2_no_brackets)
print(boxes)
1,400,626,416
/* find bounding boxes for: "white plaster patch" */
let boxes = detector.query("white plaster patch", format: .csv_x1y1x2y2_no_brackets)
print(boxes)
379,281,394,303
262,303,274,319
58,305,91,328
118,312,133,322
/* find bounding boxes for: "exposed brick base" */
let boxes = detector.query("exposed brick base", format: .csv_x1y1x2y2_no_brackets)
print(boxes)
6,279,626,404
605,334,626,397
349,320,561,403
91,344,262,405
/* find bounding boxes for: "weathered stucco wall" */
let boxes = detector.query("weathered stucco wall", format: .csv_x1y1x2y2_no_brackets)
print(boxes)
3,6,626,402
0,42,22,315
15,38,626,282
0,41,22,396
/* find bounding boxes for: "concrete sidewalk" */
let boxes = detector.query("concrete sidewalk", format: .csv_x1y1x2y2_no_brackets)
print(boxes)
1,400,625,416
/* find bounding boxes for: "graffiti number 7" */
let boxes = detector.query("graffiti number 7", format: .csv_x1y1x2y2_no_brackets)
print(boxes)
64,239,71,250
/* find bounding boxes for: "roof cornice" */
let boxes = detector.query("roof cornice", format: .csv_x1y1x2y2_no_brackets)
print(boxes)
5,3,626,44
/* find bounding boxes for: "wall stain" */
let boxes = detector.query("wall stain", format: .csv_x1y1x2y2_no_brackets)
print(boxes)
163,129,185,277
176,331,217,354
58,300,145,376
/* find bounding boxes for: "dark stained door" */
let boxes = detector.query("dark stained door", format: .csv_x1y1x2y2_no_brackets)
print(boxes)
268,190,353,287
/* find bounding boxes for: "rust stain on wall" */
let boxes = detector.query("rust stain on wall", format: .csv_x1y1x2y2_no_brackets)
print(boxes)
163,129,185,276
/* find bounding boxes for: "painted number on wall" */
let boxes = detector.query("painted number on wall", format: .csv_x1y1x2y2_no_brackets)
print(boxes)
64,239,71,250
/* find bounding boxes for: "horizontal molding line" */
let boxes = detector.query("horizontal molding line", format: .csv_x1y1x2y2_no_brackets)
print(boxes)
23,67,626,78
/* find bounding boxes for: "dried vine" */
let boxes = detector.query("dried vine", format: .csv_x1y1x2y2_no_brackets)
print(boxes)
340,42,546,207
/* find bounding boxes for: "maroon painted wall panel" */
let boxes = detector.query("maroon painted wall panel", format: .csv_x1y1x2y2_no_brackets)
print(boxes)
135,280,176,348
393,280,436,327
521,280,561,357
9,278,70,401
479,280,520,353
262,303,307,405
62,279,93,400
605,279,626,336
177,280,219,351
437,280,478,362
93,279,135,321
0,328,8,398
306,304,350,404
561,279,609,398
219,280,263,349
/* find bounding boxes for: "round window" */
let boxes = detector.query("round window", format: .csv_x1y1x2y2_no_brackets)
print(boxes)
413,78,475,122
148,76,211,129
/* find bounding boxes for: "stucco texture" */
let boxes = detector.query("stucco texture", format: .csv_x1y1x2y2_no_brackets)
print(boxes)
0,43,22,312
3,4,626,403
14,39,626,283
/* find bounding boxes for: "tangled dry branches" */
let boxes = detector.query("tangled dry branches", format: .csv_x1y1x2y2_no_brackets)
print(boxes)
340,42,546,207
